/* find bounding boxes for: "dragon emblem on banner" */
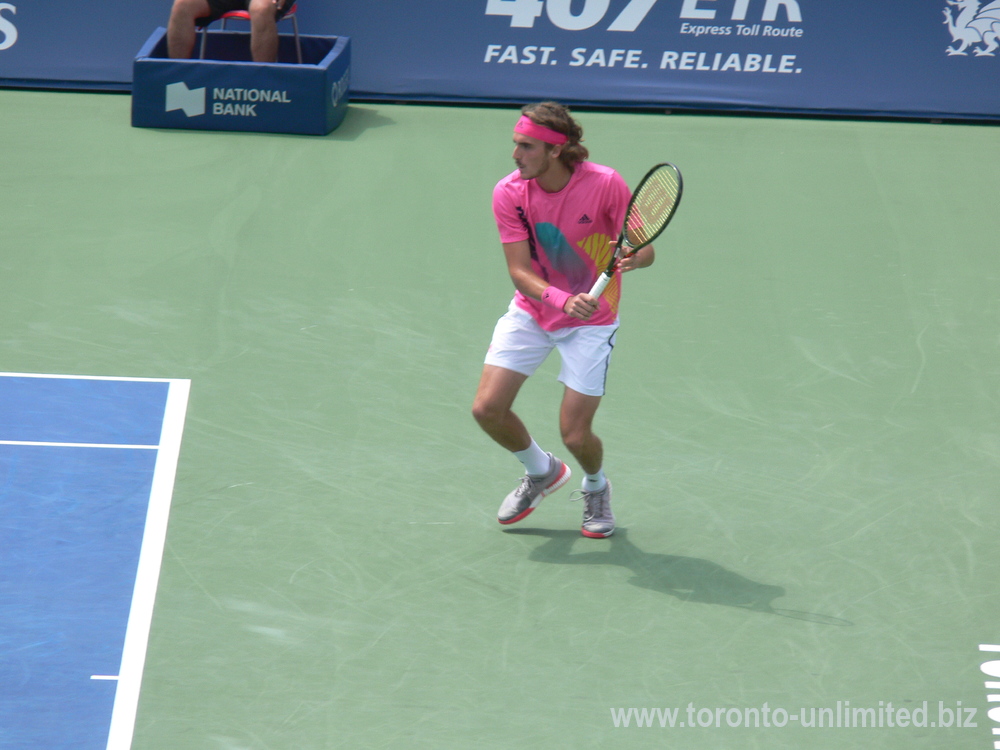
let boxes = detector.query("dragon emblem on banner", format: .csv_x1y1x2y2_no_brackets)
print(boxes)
944,0,1000,55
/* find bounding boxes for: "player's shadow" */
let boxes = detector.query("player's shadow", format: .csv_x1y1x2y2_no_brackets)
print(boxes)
504,527,852,626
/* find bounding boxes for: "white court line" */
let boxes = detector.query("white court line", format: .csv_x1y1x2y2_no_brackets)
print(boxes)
0,371,175,382
105,378,191,750
91,675,120,681
0,441,158,450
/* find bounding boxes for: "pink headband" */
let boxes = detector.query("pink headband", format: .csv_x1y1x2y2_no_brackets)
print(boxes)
514,115,568,145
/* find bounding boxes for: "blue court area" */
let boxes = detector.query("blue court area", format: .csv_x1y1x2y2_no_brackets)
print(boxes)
0,375,186,750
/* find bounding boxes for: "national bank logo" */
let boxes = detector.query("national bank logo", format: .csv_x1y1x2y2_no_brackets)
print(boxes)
944,0,1000,55
166,82,293,118
165,81,206,117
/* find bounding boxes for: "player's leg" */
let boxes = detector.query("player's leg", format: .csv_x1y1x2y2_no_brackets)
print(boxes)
560,388,615,537
558,387,603,475
474,303,552,458
555,323,618,537
247,0,279,62
167,0,213,59
559,386,613,536
472,364,531,453
473,364,572,524
475,306,572,524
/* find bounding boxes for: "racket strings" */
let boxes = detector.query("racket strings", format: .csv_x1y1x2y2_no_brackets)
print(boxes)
626,168,681,246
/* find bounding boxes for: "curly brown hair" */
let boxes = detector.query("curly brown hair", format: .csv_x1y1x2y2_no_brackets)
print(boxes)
520,101,589,169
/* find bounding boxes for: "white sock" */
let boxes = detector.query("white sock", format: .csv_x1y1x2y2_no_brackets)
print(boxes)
513,439,551,476
582,469,607,492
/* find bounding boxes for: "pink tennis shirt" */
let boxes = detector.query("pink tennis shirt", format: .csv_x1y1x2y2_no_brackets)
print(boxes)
492,161,631,331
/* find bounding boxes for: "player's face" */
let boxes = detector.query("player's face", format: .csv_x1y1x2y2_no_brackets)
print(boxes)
512,133,558,181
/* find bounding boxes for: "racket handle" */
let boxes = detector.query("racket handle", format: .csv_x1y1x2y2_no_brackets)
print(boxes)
588,272,613,299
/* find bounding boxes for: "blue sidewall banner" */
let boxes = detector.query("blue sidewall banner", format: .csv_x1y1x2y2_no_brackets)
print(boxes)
0,1,998,120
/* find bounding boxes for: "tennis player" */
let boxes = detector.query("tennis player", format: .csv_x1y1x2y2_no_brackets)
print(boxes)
472,102,655,538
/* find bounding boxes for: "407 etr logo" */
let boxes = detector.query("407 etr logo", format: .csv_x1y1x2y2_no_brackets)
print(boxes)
486,0,802,31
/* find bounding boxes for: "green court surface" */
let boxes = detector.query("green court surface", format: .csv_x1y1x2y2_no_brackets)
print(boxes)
2,89,999,749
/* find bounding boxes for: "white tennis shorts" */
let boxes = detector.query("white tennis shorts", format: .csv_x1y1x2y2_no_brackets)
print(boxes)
484,301,619,397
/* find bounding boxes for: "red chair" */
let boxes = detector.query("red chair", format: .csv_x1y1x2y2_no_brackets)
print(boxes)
198,3,301,63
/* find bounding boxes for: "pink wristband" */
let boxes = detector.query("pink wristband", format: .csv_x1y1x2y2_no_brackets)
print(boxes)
541,286,572,312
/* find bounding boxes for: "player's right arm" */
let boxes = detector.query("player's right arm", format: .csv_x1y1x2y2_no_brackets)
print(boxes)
501,241,597,321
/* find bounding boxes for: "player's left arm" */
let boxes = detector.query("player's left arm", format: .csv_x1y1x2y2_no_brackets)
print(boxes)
617,243,654,273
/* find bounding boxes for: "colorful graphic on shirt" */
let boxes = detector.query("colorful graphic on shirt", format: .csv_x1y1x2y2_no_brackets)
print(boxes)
578,232,614,270
578,231,621,312
535,222,592,292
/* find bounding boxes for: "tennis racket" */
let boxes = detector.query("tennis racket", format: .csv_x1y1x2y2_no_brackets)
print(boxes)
588,162,683,298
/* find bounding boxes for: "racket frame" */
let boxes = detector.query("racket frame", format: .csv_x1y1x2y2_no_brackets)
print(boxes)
588,162,682,299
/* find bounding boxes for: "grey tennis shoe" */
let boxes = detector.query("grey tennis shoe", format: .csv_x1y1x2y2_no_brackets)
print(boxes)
497,453,572,525
574,481,615,538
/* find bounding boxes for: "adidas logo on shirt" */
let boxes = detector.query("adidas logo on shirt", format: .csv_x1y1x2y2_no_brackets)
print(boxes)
578,214,593,224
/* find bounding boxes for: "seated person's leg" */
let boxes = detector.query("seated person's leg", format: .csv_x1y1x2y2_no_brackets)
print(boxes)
167,0,213,58
247,0,280,63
